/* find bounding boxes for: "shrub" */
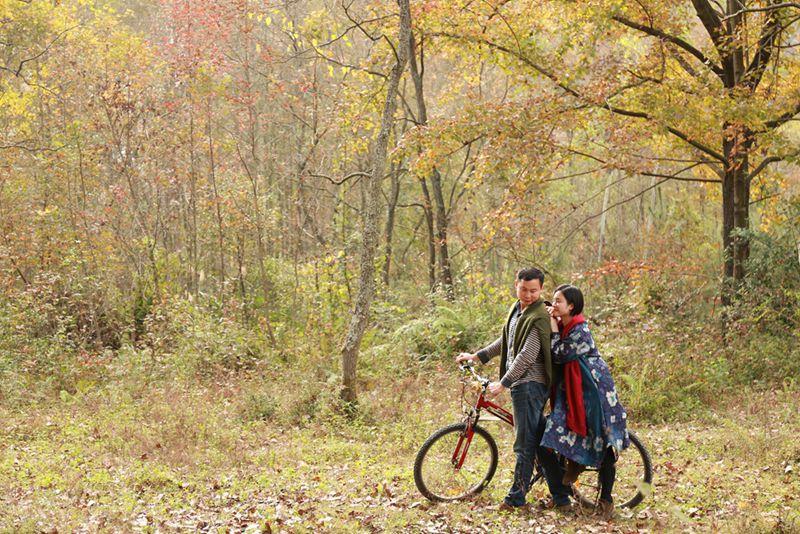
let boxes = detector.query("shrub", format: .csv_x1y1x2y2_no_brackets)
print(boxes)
138,298,275,379
240,391,278,422
735,224,800,333
385,296,501,361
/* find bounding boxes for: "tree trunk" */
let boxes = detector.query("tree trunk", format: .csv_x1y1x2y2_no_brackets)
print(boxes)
340,0,411,405
408,33,453,298
722,125,751,306
796,239,800,268
716,2,753,307
250,172,277,347
236,231,249,323
188,107,199,296
720,123,752,304
431,168,454,298
419,176,437,291
207,99,225,303
383,161,401,286
597,172,613,263
643,174,658,260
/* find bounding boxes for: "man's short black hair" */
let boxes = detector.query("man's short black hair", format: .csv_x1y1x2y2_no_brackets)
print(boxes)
556,285,584,316
516,267,544,286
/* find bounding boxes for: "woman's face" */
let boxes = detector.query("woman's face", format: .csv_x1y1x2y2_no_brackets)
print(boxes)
551,291,573,318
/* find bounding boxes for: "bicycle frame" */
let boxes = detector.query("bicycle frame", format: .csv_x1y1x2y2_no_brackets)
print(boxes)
451,371,514,469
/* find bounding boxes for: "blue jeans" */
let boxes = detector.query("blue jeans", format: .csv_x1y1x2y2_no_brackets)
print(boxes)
538,438,574,506
504,381,549,507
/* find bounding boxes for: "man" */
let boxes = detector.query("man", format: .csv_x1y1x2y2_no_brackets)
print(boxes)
456,267,569,512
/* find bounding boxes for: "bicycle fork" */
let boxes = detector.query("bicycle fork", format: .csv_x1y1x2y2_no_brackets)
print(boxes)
451,425,475,469
451,395,514,470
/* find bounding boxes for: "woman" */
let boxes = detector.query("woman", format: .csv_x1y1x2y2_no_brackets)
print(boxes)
540,285,629,518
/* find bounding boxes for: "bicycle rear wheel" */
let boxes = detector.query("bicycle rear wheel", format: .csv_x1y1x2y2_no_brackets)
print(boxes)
414,422,499,502
573,430,653,509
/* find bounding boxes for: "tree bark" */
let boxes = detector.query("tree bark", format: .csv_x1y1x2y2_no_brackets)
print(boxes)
431,168,454,298
717,1,752,304
408,33,454,298
188,107,199,296
236,230,249,323
419,175,437,291
722,125,752,294
383,161,401,286
207,99,225,303
597,173,613,263
340,0,411,405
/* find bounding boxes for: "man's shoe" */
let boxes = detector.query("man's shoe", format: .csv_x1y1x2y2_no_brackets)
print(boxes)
562,460,586,486
535,498,573,514
596,499,614,520
498,502,528,514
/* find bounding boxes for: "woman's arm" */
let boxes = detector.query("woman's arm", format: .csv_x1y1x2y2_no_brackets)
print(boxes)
551,326,592,364
550,333,573,364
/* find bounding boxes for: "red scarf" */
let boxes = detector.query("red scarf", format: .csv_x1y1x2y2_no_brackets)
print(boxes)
559,314,587,437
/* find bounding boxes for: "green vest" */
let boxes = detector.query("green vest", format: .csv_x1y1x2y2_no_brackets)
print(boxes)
499,298,553,387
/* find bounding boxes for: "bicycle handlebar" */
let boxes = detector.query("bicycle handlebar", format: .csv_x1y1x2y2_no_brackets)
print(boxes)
459,362,490,388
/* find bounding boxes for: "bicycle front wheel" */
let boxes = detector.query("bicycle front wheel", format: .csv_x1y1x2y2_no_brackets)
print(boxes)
574,429,653,509
413,422,499,502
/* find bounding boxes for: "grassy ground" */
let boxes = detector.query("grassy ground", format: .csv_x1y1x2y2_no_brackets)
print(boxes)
1,363,799,533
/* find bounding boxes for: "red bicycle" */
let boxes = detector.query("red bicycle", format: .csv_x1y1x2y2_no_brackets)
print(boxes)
413,362,653,509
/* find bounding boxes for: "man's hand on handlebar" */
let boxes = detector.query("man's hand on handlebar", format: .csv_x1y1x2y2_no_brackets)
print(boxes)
455,352,479,364
457,358,491,388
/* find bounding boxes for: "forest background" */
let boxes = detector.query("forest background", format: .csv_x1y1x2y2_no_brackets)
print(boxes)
1,0,799,531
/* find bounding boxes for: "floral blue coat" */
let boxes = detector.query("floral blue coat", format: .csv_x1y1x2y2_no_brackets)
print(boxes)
540,322,629,467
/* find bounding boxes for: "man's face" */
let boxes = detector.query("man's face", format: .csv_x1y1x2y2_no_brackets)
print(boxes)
515,278,543,307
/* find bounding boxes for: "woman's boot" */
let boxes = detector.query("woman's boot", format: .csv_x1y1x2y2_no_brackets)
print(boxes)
561,460,586,485
597,499,614,520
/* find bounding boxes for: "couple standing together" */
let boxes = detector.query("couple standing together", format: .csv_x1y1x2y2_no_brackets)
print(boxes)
455,268,629,519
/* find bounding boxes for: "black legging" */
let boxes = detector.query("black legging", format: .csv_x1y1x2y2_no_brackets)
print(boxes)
599,448,617,503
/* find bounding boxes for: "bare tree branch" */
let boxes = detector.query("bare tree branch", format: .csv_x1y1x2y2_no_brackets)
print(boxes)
309,170,372,185
543,166,607,182
722,2,800,21
0,24,78,78
747,148,800,180
743,0,786,90
342,0,383,42
446,141,476,218
598,103,726,161
640,170,721,183
306,42,388,79
559,177,668,244
0,141,65,153
558,163,710,243
764,100,800,129
431,32,727,162
750,192,781,204
611,15,725,78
